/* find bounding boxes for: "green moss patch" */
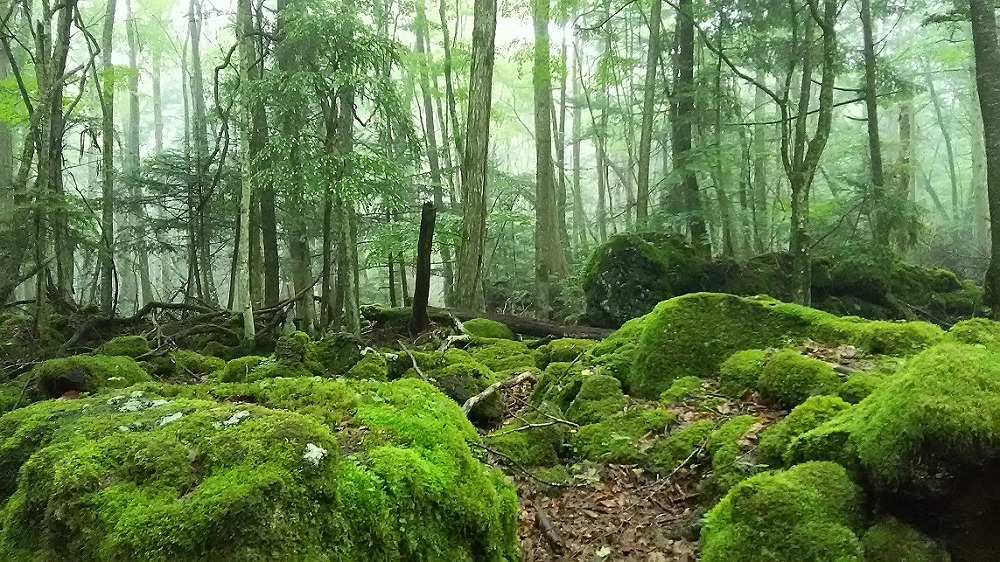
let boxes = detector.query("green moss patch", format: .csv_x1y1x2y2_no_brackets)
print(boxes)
719,349,767,397
647,419,715,475
535,338,596,369
756,349,841,409
572,407,674,464
861,517,950,562
96,335,152,358
467,338,536,374
29,355,152,401
757,395,851,468
703,415,759,497
661,375,706,403
700,461,865,561
463,318,516,340
565,374,628,425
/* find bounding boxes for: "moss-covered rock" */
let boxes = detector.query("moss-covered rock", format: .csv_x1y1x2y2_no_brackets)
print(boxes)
463,318,516,340
702,415,759,498
344,351,389,381
170,349,225,380
757,395,851,468
0,378,520,560
947,317,1000,349
647,419,715,475
96,335,151,358
565,374,628,425
756,349,841,409
590,315,646,385
861,517,951,562
700,461,865,562
535,338,597,369
628,293,941,398
467,338,536,374
660,375,705,403
433,361,502,428
571,407,674,464
218,355,268,383
487,402,569,467
28,355,152,401
581,233,675,328
313,332,364,376
719,349,767,396
839,371,885,404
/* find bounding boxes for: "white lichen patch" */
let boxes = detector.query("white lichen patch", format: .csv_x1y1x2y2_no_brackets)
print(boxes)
221,410,251,427
158,412,183,426
303,443,327,466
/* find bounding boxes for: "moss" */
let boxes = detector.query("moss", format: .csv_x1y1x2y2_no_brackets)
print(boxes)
96,335,151,358
433,361,502,429
467,338,536,374
170,349,225,380
757,395,851,468
756,349,841,409
572,407,674,464
344,351,388,381
199,340,237,359
487,403,569,467
565,374,628,425
29,355,152,400
947,317,1000,349
719,349,767,396
531,361,587,410
535,338,597,369
313,332,365,377
703,415,759,497
700,462,865,562
793,343,1000,491
660,375,705,403
463,318,516,340
839,371,885,404
647,419,715,475
218,355,268,383
590,315,647,387
628,293,942,399
0,378,521,561
861,517,950,562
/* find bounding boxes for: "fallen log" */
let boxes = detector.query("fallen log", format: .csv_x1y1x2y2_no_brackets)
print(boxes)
362,306,614,340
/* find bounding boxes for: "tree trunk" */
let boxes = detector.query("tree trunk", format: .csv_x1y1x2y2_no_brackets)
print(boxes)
636,0,662,227
126,0,153,306
439,0,464,159
674,0,708,256
453,0,497,311
860,0,888,246
969,0,1000,312
100,0,118,315
236,0,257,339
410,202,436,334
896,99,913,251
571,40,587,258
925,73,960,218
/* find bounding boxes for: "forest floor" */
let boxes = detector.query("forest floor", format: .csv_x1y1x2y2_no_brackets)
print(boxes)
485,376,783,561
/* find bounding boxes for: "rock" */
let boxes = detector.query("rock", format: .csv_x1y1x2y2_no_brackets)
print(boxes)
756,395,852,468
462,318,516,340
756,349,841,409
96,335,152,358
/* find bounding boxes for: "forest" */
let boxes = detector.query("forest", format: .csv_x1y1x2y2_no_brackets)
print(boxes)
4,0,1000,558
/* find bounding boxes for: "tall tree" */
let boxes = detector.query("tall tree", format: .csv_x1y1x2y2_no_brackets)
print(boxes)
674,0,708,255
99,0,119,314
636,0,663,227
860,0,887,246
453,0,498,310
969,0,1000,312
236,0,257,340
126,0,153,306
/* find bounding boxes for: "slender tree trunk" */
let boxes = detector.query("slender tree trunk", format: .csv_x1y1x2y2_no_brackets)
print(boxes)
555,32,570,262
571,41,587,257
126,0,152,306
674,0,708,256
439,0,464,159
896,99,913,251
453,0,497,310
969,0,1000,312
926,74,960,218
752,69,769,253
636,0,662,227
860,0,888,246
235,0,256,339
100,0,119,314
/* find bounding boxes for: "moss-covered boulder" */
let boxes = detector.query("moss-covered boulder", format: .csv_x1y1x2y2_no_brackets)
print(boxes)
466,338,536,374
719,349,767,397
96,335,151,358
28,355,152,401
463,318,516,340
487,402,569,467
660,375,705,403
534,338,596,369
344,350,389,381
169,349,225,380
862,517,951,562
0,378,520,560
700,461,865,561
571,407,674,464
647,419,715,475
434,361,503,428
756,349,841,409
565,374,628,425
947,317,1000,349
757,395,851,468
628,293,942,398
313,332,364,376
590,315,646,385
218,355,268,383
703,415,759,498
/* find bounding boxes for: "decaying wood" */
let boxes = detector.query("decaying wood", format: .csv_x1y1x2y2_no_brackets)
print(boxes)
535,506,564,554
363,306,614,340
463,371,535,413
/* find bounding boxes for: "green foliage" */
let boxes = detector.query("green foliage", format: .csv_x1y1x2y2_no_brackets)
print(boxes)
946,317,1000,349
170,350,225,380
467,338,536,374
719,349,768,396
757,395,852,468
861,517,951,562
96,335,152,358
700,462,865,562
219,356,268,383
757,349,842,409
463,318,516,340
344,351,389,382
572,407,675,464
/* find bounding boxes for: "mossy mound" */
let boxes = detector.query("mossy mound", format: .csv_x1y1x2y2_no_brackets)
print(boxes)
344,351,389,381
571,407,674,464
580,234,675,329
535,338,596,369
96,335,151,358
660,376,705,403
463,318,516,340
628,293,941,398
169,349,225,380
590,315,646,385
757,395,851,468
700,461,865,561
719,349,767,396
647,419,715,475
466,338,536,374
27,355,152,402
564,374,628,425
218,355,268,383
0,378,520,560
756,349,841,409
946,317,1000,349
862,517,951,562
487,402,569,467
839,371,886,404
790,343,1000,492
313,332,364,376
703,415,759,498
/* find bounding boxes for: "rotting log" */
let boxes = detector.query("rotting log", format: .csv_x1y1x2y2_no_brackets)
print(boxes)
364,305,613,340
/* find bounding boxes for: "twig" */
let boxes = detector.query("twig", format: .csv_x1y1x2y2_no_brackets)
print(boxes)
397,341,428,381
497,418,578,435
467,440,574,488
463,371,535,414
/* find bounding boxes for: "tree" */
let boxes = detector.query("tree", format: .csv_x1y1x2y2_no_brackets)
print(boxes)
636,0,663,227
453,0,498,311
860,0,887,246
969,0,1000,312
236,0,257,340
99,0,119,314
673,0,708,256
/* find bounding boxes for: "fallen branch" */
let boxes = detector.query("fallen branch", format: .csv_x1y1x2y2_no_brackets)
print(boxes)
463,371,535,414
397,341,428,381
535,507,564,554
466,440,573,488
